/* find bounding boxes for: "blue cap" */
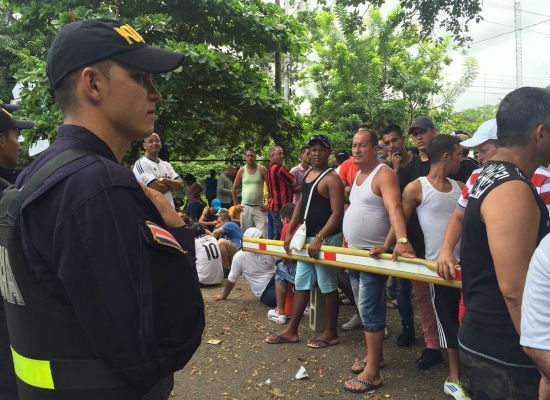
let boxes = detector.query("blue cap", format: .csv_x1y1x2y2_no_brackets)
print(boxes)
211,198,221,210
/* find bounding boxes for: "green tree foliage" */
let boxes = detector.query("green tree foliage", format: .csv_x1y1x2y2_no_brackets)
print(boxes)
296,6,478,140
336,0,482,44
439,104,498,135
1,0,309,162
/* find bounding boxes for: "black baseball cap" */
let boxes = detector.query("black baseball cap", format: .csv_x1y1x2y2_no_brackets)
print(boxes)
0,103,34,131
335,149,350,163
409,116,435,133
47,19,185,91
308,134,331,149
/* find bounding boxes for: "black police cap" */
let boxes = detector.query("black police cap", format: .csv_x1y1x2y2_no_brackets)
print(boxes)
0,102,34,131
46,19,185,91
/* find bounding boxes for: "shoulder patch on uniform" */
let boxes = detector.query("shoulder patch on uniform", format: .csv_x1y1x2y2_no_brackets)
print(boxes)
145,221,187,254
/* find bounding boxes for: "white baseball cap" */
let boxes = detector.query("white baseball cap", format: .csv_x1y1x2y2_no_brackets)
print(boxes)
460,119,497,148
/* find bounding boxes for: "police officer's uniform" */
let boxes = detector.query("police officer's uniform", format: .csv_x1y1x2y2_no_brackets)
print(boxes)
0,101,35,399
0,20,205,400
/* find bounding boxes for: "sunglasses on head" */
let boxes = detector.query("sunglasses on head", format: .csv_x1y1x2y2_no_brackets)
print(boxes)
309,134,329,142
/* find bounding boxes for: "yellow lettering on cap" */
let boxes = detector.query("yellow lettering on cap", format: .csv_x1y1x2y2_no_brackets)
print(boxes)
113,24,146,45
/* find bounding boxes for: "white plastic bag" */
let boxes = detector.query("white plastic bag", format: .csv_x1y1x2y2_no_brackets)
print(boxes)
289,223,307,252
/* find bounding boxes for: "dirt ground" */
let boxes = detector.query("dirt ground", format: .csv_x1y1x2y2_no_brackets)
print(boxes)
172,280,453,400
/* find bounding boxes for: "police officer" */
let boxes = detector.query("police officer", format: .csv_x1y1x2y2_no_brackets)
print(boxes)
1,19,204,399
0,101,34,399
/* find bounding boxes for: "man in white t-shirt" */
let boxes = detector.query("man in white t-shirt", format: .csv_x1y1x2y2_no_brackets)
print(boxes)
192,223,224,287
133,133,183,208
212,228,278,307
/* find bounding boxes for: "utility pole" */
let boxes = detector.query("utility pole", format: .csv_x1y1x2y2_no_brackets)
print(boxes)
283,0,290,101
514,0,523,88
274,0,282,94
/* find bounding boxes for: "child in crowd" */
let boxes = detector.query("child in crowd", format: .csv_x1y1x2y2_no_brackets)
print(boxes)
268,203,298,324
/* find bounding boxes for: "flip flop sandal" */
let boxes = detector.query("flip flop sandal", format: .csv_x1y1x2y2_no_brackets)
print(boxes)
265,334,298,344
350,360,386,374
306,337,339,348
343,378,384,393
350,360,366,374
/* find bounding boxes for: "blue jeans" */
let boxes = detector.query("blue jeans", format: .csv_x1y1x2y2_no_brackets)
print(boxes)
395,278,414,327
275,261,296,285
268,210,283,240
349,270,388,333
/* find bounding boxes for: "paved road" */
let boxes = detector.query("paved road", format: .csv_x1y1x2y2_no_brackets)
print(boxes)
173,280,452,399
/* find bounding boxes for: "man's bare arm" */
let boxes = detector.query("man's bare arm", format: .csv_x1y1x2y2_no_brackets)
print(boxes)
212,280,236,301
306,173,344,259
163,178,184,193
437,208,465,280
483,181,540,333
232,167,244,210
148,181,170,194
210,227,225,239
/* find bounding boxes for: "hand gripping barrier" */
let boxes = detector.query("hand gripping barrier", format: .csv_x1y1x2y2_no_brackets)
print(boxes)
242,238,462,289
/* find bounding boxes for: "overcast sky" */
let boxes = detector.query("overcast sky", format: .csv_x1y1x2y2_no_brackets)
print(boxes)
382,0,550,111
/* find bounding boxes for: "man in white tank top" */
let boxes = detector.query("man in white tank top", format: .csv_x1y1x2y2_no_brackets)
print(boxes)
342,129,414,394
375,135,468,399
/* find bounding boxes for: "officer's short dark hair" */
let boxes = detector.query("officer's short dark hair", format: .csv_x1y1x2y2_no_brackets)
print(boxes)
280,203,295,221
54,60,112,116
497,87,550,148
426,135,460,163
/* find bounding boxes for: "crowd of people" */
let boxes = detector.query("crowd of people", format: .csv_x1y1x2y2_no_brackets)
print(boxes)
1,16,550,400
174,91,550,400
130,88,550,399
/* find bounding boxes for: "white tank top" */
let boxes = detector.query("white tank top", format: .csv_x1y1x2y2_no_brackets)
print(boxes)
343,164,390,249
416,176,462,261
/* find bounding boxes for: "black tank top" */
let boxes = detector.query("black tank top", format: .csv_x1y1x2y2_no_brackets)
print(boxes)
299,169,342,237
459,161,549,367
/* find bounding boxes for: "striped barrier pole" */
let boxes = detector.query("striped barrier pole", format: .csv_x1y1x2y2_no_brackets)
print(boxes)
242,237,461,289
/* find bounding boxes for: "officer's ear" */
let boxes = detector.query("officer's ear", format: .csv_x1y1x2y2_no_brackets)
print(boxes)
80,66,106,103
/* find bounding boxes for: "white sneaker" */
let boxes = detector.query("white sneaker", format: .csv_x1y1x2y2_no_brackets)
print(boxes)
341,314,362,330
268,309,287,324
444,378,471,399
384,328,389,339
303,306,310,319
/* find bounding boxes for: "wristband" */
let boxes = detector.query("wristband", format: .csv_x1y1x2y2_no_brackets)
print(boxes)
315,233,324,241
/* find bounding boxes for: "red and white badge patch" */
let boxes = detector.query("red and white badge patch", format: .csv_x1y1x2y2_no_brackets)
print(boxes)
145,221,186,254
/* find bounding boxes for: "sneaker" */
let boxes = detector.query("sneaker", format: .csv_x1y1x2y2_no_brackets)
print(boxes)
444,378,471,399
268,309,287,324
384,328,390,339
303,306,310,319
415,348,443,370
396,325,415,347
341,314,362,330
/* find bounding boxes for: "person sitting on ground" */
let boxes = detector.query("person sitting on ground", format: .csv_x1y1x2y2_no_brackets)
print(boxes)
267,203,298,324
218,206,241,226
213,228,278,307
199,198,222,230
192,223,224,287
210,212,243,276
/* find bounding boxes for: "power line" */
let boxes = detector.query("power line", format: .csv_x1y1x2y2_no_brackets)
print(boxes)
470,19,550,44
485,1,550,17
